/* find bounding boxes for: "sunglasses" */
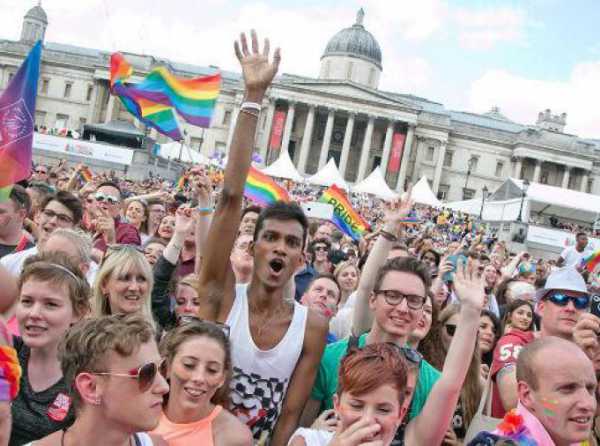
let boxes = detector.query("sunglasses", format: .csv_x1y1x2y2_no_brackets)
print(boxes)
92,359,165,392
35,169,47,174
177,315,231,338
445,324,457,337
102,244,145,265
387,343,423,365
545,292,590,310
95,192,120,204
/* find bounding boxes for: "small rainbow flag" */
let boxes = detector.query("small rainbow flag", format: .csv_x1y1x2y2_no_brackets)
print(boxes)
319,185,370,241
110,53,221,141
176,175,188,191
581,249,600,272
80,166,93,183
244,166,289,207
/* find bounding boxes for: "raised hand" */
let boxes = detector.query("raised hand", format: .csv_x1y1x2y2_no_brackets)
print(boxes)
453,258,485,311
96,207,116,244
234,30,281,98
382,186,414,234
174,205,195,237
329,418,383,446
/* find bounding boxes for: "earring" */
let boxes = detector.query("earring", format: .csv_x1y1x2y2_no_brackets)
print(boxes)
92,397,101,406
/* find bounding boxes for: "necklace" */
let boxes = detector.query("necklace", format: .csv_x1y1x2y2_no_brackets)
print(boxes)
61,428,134,446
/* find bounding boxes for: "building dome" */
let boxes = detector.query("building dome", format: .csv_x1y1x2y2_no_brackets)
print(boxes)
322,9,382,70
25,4,48,24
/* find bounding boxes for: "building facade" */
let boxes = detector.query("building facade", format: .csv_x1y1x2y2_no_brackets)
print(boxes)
1,5,599,201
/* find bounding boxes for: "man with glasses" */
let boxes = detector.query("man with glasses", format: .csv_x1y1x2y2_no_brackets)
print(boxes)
490,266,590,418
31,164,48,182
91,181,140,260
0,185,34,259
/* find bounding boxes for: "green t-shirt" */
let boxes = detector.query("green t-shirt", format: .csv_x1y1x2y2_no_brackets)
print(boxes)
310,334,441,420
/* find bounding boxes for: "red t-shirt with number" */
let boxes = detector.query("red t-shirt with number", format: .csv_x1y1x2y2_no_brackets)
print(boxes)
490,329,535,418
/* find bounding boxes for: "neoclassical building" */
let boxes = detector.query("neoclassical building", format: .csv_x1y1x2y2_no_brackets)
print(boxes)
1,5,599,201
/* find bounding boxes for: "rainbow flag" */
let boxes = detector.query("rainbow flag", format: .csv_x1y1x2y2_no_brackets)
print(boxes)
80,166,93,182
110,53,220,141
244,166,289,207
0,41,41,188
581,249,600,272
319,185,370,241
176,174,188,191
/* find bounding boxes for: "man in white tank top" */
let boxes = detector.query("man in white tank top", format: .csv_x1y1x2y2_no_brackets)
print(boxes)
196,31,328,445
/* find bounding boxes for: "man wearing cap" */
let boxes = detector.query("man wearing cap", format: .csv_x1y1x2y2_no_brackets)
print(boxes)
490,266,590,418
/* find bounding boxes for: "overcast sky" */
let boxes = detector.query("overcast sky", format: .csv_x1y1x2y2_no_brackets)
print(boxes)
2,0,599,138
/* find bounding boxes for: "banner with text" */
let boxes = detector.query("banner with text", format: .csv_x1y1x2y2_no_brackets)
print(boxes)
269,110,286,152
33,133,134,165
387,132,406,173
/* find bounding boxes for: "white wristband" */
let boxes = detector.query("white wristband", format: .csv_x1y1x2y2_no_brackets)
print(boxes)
241,101,261,112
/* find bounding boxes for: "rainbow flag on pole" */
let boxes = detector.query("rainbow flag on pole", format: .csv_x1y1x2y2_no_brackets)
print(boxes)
0,41,41,190
244,166,289,207
319,185,370,240
110,53,221,141
80,166,93,183
581,249,600,272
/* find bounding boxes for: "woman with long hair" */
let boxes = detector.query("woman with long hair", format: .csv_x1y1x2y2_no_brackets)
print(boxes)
10,252,90,445
502,299,534,333
479,310,501,368
26,314,169,445
332,261,359,308
156,214,176,243
153,321,252,445
125,199,150,244
92,246,155,328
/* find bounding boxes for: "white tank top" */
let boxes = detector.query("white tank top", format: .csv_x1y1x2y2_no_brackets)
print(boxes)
226,284,308,444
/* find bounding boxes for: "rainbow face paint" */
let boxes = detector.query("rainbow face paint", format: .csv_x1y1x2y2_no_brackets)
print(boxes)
540,397,559,418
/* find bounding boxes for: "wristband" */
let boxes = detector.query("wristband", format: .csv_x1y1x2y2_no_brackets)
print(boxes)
240,101,261,112
240,108,259,119
196,207,214,216
0,346,22,401
379,230,398,243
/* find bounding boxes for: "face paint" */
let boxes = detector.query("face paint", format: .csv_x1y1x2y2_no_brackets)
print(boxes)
540,397,559,418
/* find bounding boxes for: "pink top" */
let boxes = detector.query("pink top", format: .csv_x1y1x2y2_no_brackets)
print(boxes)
7,315,20,337
152,405,222,446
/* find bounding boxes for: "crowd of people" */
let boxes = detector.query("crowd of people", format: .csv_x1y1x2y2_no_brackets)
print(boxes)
2,30,600,446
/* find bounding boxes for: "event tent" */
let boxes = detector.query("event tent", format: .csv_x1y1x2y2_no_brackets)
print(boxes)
260,150,304,182
159,141,210,165
352,166,398,200
407,176,442,207
307,158,348,189
444,197,526,221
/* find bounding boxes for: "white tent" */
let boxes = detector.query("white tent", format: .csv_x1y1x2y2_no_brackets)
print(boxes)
159,142,210,165
307,158,349,189
260,150,304,182
407,176,442,207
445,197,526,221
352,166,398,200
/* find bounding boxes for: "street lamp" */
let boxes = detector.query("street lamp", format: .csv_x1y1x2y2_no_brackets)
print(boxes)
516,179,530,222
463,156,477,199
479,185,488,220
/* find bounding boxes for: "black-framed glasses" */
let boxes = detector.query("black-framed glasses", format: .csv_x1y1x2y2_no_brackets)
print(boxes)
177,315,231,338
92,359,165,392
314,246,328,252
42,208,73,224
445,324,457,337
545,292,590,310
374,290,426,310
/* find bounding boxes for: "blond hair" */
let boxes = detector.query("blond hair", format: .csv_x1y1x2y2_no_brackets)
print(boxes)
92,247,155,327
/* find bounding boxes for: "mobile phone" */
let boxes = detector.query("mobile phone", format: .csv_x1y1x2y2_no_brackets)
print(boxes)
590,295,600,319
301,202,334,221
442,255,467,283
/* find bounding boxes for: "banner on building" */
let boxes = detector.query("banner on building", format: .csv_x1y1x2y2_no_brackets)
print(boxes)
387,132,406,173
269,110,286,151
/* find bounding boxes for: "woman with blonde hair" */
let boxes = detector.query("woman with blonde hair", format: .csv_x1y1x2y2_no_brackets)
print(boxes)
329,261,360,340
92,245,155,328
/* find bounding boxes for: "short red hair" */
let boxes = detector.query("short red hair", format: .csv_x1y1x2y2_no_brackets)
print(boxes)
338,343,408,405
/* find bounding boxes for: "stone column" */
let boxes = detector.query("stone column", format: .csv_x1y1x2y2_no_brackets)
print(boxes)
514,157,523,179
259,99,276,164
87,80,100,124
225,105,240,153
357,115,375,181
379,120,394,172
432,141,447,194
581,171,589,193
298,105,316,173
104,93,116,123
396,124,415,191
562,166,571,189
339,112,355,177
319,108,335,169
533,160,542,183
281,101,296,154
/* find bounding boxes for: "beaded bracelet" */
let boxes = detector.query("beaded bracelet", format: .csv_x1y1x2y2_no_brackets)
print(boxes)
0,346,22,401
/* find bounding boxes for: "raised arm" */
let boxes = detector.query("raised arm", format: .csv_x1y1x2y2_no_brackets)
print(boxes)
190,171,213,275
352,194,413,335
197,31,280,319
405,260,484,445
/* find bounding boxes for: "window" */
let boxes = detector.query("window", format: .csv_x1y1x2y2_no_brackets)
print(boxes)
190,137,202,149
86,85,94,101
35,111,47,127
438,184,450,200
443,150,454,167
470,156,479,173
63,82,72,98
462,188,475,200
55,114,69,129
40,78,49,94
426,146,435,161
495,161,504,177
79,117,87,131
223,110,232,126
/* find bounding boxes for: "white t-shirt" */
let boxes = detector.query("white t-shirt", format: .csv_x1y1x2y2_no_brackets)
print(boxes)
560,245,593,268
288,428,334,446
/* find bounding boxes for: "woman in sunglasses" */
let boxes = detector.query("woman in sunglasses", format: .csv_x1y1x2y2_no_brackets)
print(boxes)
10,252,90,446
26,314,169,445
91,245,155,328
153,321,252,445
